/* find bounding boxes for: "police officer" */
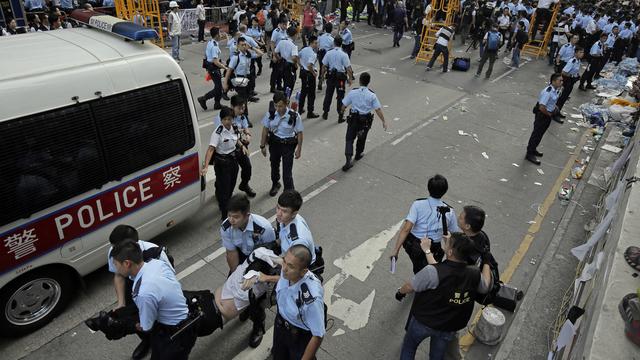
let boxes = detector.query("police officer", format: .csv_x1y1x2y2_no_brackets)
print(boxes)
270,17,290,93
111,240,197,360
221,194,277,272
339,20,354,59
555,47,584,122
201,106,245,220
395,233,492,360
106,225,174,360
272,245,325,360
321,36,353,122
579,33,607,91
238,24,262,103
341,72,388,171
317,23,335,91
554,34,578,73
224,37,264,113
214,95,256,197
221,194,276,348
274,190,317,263
526,73,563,165
260,91,304,197
247,17,266,77
390,174,461,274
274,26,300,97
198,27,229,111
298,35,320,119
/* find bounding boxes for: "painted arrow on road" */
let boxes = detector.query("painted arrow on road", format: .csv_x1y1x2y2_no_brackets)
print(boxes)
324,221,402,332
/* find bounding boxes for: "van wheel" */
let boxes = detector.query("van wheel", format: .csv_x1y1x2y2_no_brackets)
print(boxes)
0,268,75,337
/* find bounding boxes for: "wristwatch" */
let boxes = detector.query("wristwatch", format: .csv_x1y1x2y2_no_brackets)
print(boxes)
424,250,432,255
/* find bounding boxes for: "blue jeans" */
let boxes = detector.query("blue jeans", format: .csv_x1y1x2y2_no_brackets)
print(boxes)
412,34,422,57
400,316,456,360
512,47,521,68
171,35,181,60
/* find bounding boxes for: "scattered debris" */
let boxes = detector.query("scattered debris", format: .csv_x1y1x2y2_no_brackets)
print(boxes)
393,117,400,121
601,144,623,153
570,127,579,132
380,71,387,74
527,221,537,224
537,169,545,175
482,152,489,159
458,130,470,136
530,258,537,265
383,105,389,108
500,178,509,182
443,115,448,121
534,182,543,186
570,114,583,119
512,163,520,167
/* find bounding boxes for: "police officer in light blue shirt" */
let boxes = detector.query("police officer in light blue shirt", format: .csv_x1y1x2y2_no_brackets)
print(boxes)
110,240,197,359
221,194,276,273
270,18,290,92
198,27,229,111
247,17,266,76
260,91,304,195
272,244,325,359
339,20,354,58
554,34,577,72
317,23,335,91
526,73,563,165
580,33,607,91
274,26,300,95
298,36,320,119
620,23,634,40
274,189,317,263
321,36,353,122
105,224,173,359
340,72,387,171
224,37,263,106
391,175,461,274
555,47,584,119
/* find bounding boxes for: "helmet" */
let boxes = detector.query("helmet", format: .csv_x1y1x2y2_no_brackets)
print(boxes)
169,1,179,8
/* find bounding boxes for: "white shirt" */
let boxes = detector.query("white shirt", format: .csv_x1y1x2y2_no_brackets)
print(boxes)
210,125,239,155
196,4,206,21
168,11,182,36
497,15,510,28
537,0,558,9
435,26,453,46
586,19,597,34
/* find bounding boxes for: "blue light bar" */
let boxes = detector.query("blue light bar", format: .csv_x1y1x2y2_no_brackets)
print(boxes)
70,10,158,41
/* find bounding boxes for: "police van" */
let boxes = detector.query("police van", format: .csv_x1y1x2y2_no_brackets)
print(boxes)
0,13,204,336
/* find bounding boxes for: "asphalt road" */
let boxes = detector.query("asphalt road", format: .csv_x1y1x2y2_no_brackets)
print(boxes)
1,23,595,360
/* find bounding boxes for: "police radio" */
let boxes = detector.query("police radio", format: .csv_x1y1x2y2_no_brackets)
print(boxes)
436,205,451,235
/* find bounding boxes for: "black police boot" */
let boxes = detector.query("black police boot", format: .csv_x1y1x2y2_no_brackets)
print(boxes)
222,92,230,101
534,150,544,157
269,182,281,197
322,112,328,120
342,156,354,171
307,112,320,119
197,96,208,110
248,318,265,348
131,338,150,360
525,154,541,165
213,102,222,110
270,86,276,93
338,113,345,123
552,115,564,124
354,152,364,160
239,182,256,198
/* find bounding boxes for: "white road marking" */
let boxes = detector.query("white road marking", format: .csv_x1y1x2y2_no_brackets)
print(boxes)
199,121,214,129
176,179,338,281
353,33,380,41
491,60,530,83
391,132,412,146
325,221,402,330
400,55,412,60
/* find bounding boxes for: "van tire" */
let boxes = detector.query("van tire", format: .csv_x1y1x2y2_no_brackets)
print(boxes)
0,267,75,337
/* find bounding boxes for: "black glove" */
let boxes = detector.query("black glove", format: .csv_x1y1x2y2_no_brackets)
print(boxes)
395,289,406,302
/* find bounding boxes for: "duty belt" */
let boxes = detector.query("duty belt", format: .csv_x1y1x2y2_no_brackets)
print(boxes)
269,134,298,145
275,313,311,336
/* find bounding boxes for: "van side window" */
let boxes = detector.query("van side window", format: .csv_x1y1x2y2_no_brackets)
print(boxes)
0,80,196,227
0,104,108,226
93,81,196,180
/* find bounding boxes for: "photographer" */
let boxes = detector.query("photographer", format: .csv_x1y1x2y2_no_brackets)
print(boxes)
391,175,460,274
395,233,493,360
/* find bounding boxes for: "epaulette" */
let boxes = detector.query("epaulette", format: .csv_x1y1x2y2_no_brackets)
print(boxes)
545,86,553,92
299,283,317,305
215,125,224,134
415,197,427,201
289,223,299,241
252,222,266,239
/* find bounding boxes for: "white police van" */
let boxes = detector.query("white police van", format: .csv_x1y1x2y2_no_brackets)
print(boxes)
0,12,205,336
